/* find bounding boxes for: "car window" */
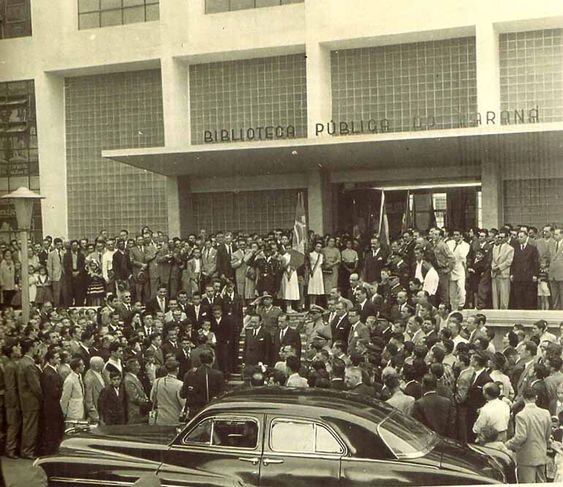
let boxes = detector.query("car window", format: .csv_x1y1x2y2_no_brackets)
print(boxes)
184,417,258,449
270,419,343,454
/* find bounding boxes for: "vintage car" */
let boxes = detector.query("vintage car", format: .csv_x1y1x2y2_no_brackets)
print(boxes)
35,387,516,486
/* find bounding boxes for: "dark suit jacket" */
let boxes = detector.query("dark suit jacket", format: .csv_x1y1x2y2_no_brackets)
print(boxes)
466,369,492,410
211,315,237,344
358,300,377,323
350,383,374,397
330,378,347,391
62,251,86,281
40,365,64,420
362,248,388,283
161,340,180,360
216,244,236,280
17,355,42,411
332,315,351,344
404,380,423,400
244,327,271,365
146,296,169,316
98,384,128,425
112,250,133,281
272,327,302,362
413,391,456,438
221,292,243,321
186,303,210,331
511,244,540,282
175,348,192,380
74,344,92,369
180,364,225,409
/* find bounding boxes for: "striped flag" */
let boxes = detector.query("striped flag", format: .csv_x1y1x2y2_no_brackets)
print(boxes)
379,190,390,246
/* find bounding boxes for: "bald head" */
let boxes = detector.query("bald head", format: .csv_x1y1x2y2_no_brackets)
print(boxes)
90,356,104,372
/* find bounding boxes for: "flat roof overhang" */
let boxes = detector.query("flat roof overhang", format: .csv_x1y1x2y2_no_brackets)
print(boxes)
103,123,563,177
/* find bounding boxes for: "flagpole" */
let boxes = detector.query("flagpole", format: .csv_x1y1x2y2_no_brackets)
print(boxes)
378,189,385,237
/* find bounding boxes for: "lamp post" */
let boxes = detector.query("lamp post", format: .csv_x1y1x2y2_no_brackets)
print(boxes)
1,187,44,324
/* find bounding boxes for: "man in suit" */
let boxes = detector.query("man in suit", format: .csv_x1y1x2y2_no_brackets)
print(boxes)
344,366,373,397
147,333,165,368
40,349,65,455
413,374,456,438
201,239,218,289
454,352,474,443
175,336,192,381
183,248,203,298
62,239,87,306
361,236,388,285
211,305,236,376
186,292,209,333
130,235,149,304
548,227,563,309
161,326,180,359
429,227,456,307
347,306,370,355
60,357,86,422
385,374,415,416
112,239,133,297
46,237,65,307
156,239,182,300
243,314,270,366
506,386,552,483
216,231,236,283
17,339,42,459
84,356,106,423
145,284,170,317
354,287,377,324
490,230,515,309
510,230,540,309
389,291,414,322
272,313,302,363
180,351,225,420
142,232,159,301
513,341,538,410
123,358,150,424
447,229,470,311
465,351,492,443
3,341,22,459
98,371,128,425
331,301,350,345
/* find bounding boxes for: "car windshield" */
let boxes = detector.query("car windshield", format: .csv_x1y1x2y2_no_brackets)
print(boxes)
377,410,438,459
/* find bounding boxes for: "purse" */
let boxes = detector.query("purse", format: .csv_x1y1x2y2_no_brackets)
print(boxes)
148,378,159,425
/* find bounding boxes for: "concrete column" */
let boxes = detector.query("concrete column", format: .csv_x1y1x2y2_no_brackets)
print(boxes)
161,57,190,147
305,41,332,138
307,169,332,235
476,23,500,119
35,73,68,238
166,176,181,237
481,155,503,229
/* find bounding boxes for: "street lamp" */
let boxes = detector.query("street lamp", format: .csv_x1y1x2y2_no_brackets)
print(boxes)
1,187,44,323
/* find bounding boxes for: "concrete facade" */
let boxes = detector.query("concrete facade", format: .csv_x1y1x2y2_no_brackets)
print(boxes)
1,1,563,238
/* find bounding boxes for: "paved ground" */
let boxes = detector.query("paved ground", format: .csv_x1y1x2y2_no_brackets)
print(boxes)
1,457,47,487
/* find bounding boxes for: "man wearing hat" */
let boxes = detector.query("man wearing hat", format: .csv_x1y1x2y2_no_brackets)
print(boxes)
256,292,283,337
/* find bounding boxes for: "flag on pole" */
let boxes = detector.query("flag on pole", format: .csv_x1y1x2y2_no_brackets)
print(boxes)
401,190,411,233
379,190,390,247
290,191,307,268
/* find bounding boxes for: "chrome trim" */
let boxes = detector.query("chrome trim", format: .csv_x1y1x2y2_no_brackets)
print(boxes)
263,457,284,466
238,456,260,465
49,478,133,486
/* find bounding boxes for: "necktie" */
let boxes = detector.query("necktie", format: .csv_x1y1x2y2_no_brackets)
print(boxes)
79,375,84,395
521,245,524,251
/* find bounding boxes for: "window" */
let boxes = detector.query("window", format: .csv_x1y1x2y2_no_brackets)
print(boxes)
205,0,303,14
377,412,438,459
77,0,159,29
184,417,259,449
0,0,32,39
270,420,343,454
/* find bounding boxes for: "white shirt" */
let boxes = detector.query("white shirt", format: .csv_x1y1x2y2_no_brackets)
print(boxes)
286,373,309,388
447,239,470,280
102,249,116,282
452,334,469,349
473,398,510,435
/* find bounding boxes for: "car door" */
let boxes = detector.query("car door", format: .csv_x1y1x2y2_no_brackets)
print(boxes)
159,413,264,487
259,416,344,487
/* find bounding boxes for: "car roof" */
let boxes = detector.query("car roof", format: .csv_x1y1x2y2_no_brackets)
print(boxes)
206,386,395,423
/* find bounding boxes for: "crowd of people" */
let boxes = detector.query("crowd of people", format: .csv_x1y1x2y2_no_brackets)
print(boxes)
0,222,562,484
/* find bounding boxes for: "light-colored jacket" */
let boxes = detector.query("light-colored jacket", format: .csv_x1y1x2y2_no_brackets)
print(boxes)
201,247,217,277
491,243,514,279
60,371,85,421
506,402,551,466
150,374,185,425
46,249,64,281
548,239,563,281
84,369,105,422
124,372,149,424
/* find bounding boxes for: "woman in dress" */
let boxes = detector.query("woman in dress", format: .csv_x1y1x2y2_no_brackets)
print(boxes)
321,236,341,298
0,249,17,306
85,259,106,306
307,241,325,306
279,243,300,312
